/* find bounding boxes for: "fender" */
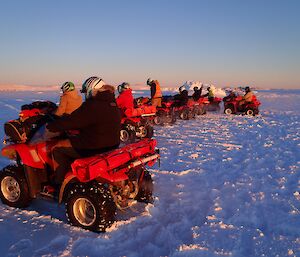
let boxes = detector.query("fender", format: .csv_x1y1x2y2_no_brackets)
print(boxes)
2,144,44,169
59,173,78,204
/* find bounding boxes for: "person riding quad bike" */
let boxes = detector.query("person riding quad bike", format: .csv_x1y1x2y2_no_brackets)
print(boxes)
223,91,237,102
172,86,189,107
202,86,214,102
55,81,82,116
147,78,162,107
46,76,121,194
116,82,134,112
238,86,254,109
192,85,203,101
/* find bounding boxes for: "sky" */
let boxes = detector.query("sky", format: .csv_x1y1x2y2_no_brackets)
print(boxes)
0,0,299,89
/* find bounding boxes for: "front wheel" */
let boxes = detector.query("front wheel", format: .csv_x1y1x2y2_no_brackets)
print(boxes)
224,108,233,115
120,128,135,143
138,125,154,139
179,110,189,120
65,183,116,232
153,115,163,126
188,109,196,119
0,165,31,208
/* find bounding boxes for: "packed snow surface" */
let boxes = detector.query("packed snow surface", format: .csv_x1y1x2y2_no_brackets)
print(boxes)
0,89,299,257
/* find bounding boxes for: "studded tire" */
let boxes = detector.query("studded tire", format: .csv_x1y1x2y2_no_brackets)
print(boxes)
135,170,154,204
245,109,254,116
224,107,234,115
179,110,189,120
0,165,31,208
120,128,135,143
65,183,116,232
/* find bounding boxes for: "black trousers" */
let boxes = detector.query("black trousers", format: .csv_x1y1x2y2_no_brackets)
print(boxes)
51,139,119,185
52,145,81,185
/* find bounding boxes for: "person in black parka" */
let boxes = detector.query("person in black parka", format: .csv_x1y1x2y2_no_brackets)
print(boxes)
192,85,203,101
47,76,121,189
173,86,189,107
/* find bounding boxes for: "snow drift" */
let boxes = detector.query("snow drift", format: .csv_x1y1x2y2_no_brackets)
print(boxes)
182,80,226,98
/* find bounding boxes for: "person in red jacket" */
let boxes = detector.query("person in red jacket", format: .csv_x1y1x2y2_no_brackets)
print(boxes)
116,82,134,111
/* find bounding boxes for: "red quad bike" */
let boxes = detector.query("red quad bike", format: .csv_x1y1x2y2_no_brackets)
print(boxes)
173,101,195,120
160,96,193,121
223,95,261,116
120,107,155,143
187,98,206,116
202,97,222,112
0,125,159,232
155,96,177,125
134,97,159,126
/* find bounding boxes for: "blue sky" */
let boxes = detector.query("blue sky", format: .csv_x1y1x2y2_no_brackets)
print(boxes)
0,0,299,88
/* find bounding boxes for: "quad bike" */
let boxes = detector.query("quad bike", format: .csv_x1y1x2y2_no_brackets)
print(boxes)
134,97,166,126
173,101,195,120
0,125,159,232
155,99,176,125
160,96,193,121
120,116,154,143
133,98,159,126
201,97,222,112
223,95,261,116
187,98,206,116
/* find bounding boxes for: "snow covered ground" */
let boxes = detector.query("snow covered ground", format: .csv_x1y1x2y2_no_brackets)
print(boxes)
0,89,299,257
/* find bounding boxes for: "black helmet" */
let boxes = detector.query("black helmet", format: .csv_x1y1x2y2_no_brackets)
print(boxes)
245,86,250,92
118,82,130,93
193,86,198,91
179,85,186,93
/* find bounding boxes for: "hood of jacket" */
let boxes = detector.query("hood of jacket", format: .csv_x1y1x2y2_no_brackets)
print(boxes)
90,90,116,103
64,90,82,99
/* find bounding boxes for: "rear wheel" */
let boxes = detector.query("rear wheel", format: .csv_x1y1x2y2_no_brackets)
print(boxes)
245,109,254,116
194,106,200,115
165,110,176,124
66,183,116,232
0,165,31,208
135,170,154,204
166,115,176,124
199,106,206,115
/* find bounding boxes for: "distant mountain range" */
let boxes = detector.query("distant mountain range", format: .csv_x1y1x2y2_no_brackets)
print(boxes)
0,84,58,91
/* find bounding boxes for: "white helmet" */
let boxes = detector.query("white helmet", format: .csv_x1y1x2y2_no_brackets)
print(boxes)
81,76,106,99
147,78,153,86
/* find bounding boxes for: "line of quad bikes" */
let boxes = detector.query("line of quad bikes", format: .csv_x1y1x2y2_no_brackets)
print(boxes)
120,93,261,142
0,93,260,232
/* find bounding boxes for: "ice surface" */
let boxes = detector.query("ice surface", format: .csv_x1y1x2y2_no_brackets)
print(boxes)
0,89,299,257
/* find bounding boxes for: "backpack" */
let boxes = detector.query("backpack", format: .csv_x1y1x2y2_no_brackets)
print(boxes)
4,101,56,143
